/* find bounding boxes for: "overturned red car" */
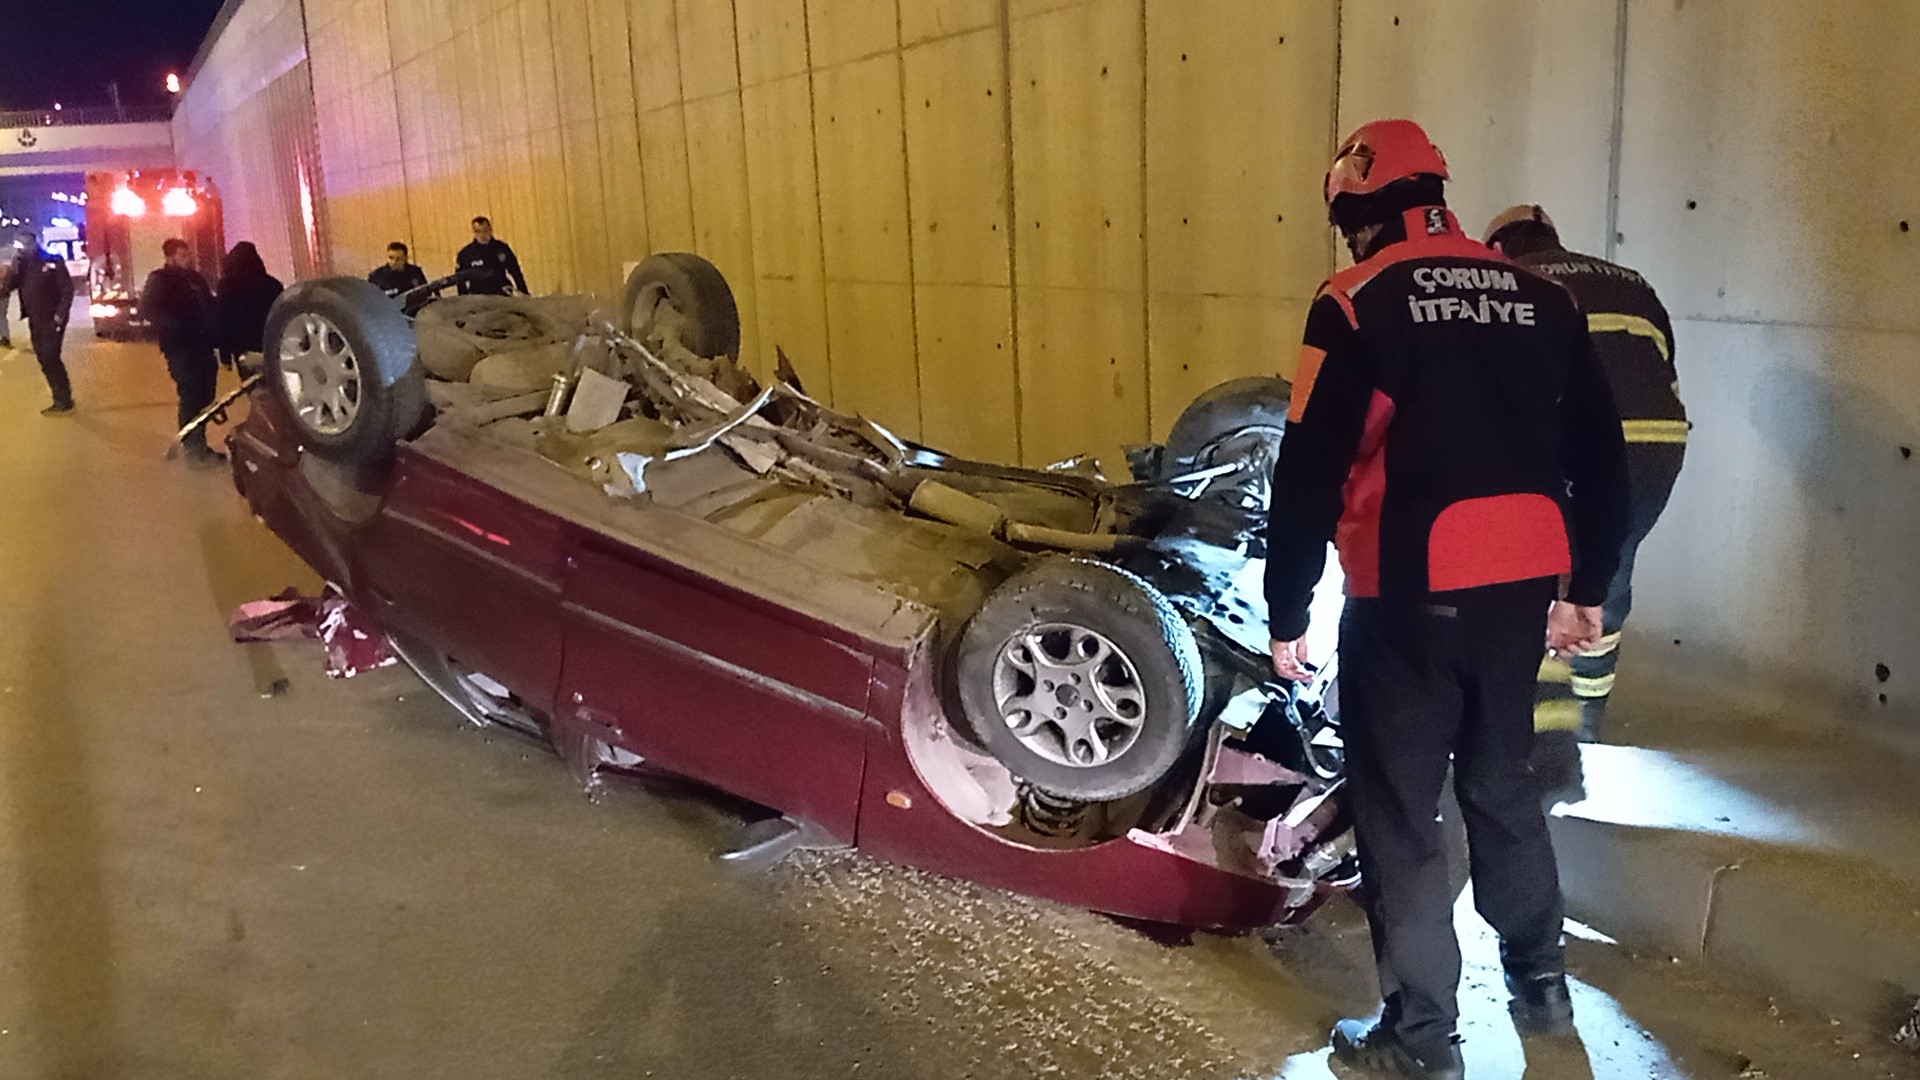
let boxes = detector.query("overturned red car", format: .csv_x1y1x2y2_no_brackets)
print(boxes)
226,254,1353,930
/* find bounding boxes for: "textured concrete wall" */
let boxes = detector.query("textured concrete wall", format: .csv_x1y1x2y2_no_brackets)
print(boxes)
1335,0,1620,257
260,0,1343,465
173,0,329,280
1611,0,1920,738
181,0,1918,735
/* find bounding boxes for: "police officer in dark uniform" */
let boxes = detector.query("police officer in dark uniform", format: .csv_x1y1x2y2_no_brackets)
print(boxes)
454,217,527,296
368,241,428,298
5,231,76,414
1265,120,1630,1079
1485,205,1688,745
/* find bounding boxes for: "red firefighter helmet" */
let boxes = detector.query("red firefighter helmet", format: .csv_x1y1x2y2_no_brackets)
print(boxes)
1323,119,1450,205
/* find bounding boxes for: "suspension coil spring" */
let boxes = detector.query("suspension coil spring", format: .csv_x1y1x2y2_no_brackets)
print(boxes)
1016,784,1091,838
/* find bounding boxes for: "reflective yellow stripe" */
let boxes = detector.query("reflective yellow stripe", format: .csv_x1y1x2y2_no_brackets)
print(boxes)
1538,655,1572,684
1584,632,1623,658
1621,419,1690,444
1571,674,1616,698
1588,312,1671,362
1534,699,1585,732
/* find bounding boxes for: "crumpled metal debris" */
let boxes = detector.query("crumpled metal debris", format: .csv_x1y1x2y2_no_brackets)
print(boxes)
228,587,397,679
426,301,1150,558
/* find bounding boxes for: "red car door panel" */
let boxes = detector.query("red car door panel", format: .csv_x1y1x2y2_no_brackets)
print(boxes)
360,455,569,711
557,541,872,840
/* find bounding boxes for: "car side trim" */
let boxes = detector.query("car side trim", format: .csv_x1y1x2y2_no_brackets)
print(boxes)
561,600,870,725
383,507,564,594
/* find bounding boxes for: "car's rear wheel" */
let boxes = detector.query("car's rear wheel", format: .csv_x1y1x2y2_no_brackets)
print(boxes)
624,252,741,360
264,277,426,467
956,558,1203,802
1161,376,1291,515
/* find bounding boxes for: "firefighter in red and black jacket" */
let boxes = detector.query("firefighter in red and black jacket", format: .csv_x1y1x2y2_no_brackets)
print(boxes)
1264,120,1630,1079
1484,205,1688,746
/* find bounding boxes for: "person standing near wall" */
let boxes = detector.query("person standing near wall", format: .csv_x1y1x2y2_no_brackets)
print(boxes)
1265,120,1630,1079
369,241,428,298
4,230,76,415
142,238,223,466
1484,206,1689,747
0,250,16,350
455,217,527,296
215,241,284,372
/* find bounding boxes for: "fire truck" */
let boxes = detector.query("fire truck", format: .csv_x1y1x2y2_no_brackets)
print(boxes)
85,170,224,341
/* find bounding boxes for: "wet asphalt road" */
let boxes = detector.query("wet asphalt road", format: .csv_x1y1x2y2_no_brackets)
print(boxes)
0,329,1912,1080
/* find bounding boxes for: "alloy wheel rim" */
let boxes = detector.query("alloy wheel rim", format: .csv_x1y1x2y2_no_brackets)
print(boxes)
991,622,1147,768
278,313,363,437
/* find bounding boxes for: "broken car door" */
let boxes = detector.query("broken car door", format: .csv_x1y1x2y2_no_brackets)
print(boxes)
357,451,570,713
555,537,873,841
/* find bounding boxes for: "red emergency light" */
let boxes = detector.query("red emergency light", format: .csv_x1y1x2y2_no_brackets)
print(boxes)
110,186,147,218
161,189,200,217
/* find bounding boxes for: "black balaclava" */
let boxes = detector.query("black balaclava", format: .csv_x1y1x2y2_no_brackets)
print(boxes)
1329,174,1447,239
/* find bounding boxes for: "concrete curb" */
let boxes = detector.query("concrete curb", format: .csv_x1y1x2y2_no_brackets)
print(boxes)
1550,811,1920,1034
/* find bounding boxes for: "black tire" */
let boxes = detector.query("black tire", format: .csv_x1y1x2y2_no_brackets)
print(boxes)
1161,376,1292,524
1164,376,1291,468
956,558,1204,802
264,277,427,467
624,252,741,360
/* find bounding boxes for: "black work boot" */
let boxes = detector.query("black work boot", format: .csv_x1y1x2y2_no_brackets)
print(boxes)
1330,1017,1465,1079
1505,971,1576,1036
41,401,73,416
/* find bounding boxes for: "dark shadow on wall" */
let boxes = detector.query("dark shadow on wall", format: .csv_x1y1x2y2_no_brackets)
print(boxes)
1747,358,1920,745
1736,9,1920,750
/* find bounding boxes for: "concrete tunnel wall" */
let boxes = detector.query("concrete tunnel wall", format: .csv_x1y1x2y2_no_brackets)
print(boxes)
176,0,1919,740
174,0,332,280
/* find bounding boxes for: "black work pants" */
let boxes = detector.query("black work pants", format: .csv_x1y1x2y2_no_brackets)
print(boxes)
1340,577,1564,1052
164,344,219,453
30,318,71,407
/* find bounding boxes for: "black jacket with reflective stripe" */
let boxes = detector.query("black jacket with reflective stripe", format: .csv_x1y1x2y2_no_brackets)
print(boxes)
1513,248,1687,434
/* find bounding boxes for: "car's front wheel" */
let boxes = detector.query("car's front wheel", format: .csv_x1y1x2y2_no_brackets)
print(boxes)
955,558,1204,802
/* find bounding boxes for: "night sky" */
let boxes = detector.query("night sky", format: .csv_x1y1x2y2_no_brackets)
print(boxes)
0,0,228,111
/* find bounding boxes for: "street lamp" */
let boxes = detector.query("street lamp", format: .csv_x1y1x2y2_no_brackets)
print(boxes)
165,73,182,95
